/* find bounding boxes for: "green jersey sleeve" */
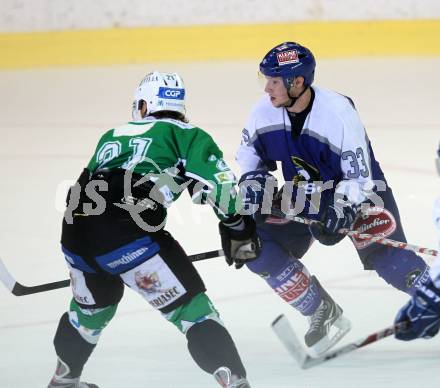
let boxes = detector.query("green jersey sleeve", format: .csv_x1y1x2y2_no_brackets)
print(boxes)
174,126,241,221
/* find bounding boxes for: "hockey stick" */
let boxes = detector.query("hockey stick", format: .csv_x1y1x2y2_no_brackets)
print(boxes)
269,207,438,257
0,249,224,297
272,314,407,369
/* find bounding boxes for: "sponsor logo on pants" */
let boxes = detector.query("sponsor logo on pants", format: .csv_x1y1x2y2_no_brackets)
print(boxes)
122,254,187,310
275,272,309,303
352,207,396,249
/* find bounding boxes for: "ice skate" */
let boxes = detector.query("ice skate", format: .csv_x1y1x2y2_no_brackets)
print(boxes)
304,278,351,355
213,366,251,388
47,358,98,388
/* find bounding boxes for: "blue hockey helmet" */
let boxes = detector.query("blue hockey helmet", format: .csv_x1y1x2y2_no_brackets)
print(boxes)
259,42,316,90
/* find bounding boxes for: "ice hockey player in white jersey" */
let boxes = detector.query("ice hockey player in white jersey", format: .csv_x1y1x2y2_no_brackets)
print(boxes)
395,144,440,340
46,71,257,388
235,41,430,354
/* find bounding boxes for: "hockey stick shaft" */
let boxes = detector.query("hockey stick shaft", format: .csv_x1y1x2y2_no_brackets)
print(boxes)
269,208,438,257
188,249,224,262
0,248,224,296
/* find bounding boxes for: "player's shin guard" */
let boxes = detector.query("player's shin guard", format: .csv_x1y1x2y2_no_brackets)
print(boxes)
247,248,350,354
247,251,321,315
53,312,97,378
186,320,247,379
165,293,247,381
371,248,430,295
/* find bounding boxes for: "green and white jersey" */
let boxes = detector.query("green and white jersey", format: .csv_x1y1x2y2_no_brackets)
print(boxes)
87,117,240,221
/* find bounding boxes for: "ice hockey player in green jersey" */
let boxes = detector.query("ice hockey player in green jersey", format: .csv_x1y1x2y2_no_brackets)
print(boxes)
47,71,259,388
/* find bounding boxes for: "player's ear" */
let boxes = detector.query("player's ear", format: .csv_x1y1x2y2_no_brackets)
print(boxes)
295,76,305,89
140,100,148,118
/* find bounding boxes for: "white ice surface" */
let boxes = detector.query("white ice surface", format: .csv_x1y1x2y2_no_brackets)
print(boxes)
0,58,439,388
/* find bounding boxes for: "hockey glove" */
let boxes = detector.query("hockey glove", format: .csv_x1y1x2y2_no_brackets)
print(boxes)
394,278,440,341
310,197,358,246
238,170,278,222
264,187,293,225
219,215,261,269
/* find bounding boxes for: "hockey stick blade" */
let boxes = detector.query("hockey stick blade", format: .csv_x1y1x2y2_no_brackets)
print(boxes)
0,249,224,297
272,314,309,368
272,314,406,369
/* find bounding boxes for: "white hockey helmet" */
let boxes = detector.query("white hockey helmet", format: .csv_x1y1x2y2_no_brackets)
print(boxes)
132,71,186,120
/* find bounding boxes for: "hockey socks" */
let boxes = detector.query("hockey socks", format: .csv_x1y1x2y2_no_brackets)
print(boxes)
186,319,247,378
53,312,96,378
371,248,430,295
247,245,322,315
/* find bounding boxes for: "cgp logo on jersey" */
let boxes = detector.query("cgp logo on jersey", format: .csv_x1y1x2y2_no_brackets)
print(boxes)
351,206,397,249
277,50,299,66
158,87,185,100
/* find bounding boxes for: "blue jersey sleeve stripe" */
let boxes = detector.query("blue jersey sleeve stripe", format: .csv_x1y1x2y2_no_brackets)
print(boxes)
302,128,342,156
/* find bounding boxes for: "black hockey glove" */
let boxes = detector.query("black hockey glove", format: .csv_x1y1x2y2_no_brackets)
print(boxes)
309,197,358,246
219,215,261,269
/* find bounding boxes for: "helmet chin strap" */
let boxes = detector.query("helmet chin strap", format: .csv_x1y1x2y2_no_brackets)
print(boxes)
285,86,308,108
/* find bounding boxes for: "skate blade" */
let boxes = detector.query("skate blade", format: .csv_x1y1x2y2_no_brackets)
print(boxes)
309,315,352,356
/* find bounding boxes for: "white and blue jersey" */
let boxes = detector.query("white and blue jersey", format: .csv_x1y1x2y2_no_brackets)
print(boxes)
237,86,386,206
237,86,429,289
